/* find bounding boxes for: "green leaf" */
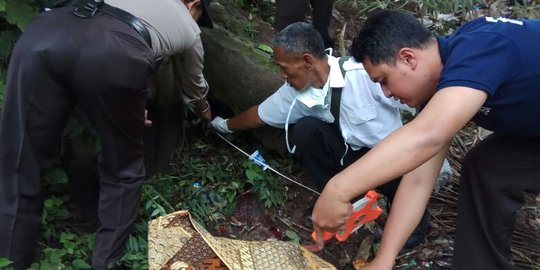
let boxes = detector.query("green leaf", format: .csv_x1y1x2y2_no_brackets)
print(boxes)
150,208,161,218
0,258,13,267
144,200,153,210
372,242,380,254
245,169,263,181
256,43,273,54
72,259,91,270
404,258,417,269
206,171,215,181
45,168,68,185
44,199,53,208
284,230,298,240
128,236,139,252
5,0,36,30
0,29,19,60
226,191,236,202
229,181,242,189
39,262,49,270
137,235,147,246
0,0,6,12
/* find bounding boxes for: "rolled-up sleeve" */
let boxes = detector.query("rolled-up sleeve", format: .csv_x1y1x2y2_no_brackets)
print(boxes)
258,83,298,128
172,36,209,103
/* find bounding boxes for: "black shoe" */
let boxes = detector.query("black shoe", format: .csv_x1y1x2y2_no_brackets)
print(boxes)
403,210,430,250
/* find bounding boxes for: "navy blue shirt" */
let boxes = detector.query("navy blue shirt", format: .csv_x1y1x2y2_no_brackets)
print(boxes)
437,17,540,137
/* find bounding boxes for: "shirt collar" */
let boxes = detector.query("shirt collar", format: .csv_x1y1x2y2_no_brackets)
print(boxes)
327,55,365,88
436,36,449,65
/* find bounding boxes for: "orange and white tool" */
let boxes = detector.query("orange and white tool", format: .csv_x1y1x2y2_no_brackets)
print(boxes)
311,190,383,242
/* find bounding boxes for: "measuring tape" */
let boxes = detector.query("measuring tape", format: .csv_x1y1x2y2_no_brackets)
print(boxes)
214,132,320,195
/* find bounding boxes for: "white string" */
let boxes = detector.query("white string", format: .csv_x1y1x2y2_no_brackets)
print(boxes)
215,132,320,195
284,98,297,154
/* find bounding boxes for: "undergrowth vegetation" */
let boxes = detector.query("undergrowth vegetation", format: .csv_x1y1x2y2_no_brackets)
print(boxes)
0,123,291,269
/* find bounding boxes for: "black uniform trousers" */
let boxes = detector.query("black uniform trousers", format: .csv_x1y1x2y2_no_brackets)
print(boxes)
289,116,400,200
274,0,335,48
452,133,540,270
0,7,155,269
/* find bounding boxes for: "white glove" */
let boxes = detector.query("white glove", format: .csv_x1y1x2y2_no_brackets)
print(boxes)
210,116,233,133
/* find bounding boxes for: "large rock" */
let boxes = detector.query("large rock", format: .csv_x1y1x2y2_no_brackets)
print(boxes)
201,27,281,112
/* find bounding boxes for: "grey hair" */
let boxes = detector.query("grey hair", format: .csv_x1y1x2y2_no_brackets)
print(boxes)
271,22,326,59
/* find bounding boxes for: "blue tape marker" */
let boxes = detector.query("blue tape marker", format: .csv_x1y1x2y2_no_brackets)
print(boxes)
249,150,269,171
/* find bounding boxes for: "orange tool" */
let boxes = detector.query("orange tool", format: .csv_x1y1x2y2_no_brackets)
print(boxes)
311,190,383,242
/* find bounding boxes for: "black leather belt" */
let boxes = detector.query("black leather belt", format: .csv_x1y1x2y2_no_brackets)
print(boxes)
72,0,152,50
71,0,163,65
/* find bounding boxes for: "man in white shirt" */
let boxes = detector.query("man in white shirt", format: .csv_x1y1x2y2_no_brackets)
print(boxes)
211,22,430,248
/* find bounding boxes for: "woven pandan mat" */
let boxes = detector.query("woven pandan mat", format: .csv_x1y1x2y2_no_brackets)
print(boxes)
148,210,336,270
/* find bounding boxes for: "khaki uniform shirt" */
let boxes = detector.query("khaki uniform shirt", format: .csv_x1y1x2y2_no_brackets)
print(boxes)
106,0,208,101
106,0,200,57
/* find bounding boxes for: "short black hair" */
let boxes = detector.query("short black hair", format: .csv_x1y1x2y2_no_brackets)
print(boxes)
351,10,433,65
272,22,326,59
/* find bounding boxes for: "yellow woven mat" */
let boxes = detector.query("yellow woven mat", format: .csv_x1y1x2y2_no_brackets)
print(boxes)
148,210,336,270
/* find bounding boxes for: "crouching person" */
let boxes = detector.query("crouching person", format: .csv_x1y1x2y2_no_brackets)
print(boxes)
210,22,432,249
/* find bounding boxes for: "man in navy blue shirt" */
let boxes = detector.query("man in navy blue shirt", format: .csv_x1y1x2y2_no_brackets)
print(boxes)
311,10,540,270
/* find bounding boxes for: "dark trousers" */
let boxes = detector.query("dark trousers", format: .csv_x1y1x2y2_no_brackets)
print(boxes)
274,0,335,48
452,133,540,270
0,7,154,269
290,116,400,200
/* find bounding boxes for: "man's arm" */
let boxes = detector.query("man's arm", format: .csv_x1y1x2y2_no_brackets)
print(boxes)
312,86,487,245
367,145,448,269
212,82,296,132
225,105,266,131
173,37,212,121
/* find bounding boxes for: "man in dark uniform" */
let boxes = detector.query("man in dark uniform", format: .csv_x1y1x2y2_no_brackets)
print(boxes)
0,0,213,269
274,0,335,49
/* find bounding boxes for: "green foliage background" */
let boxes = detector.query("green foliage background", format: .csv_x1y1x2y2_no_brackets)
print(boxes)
0,0,42,109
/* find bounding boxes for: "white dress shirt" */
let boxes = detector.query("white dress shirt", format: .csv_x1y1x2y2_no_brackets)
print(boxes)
258,55,411,151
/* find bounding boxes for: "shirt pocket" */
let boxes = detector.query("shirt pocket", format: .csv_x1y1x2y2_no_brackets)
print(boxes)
349,103,377,124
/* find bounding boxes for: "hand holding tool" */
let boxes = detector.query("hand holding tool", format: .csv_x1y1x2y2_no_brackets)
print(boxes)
311,190,383,242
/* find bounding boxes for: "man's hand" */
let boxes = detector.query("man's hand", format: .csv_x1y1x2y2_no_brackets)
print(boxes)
144,110,152,127
311,184,351,248
210,116,233,133
195,99,212,122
